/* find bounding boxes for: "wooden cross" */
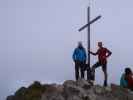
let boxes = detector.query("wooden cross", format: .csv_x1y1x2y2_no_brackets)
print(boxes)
78,6,101,80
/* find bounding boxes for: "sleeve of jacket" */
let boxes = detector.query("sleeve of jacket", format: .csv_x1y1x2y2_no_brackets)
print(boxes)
72,49,77,61
120,74,128,87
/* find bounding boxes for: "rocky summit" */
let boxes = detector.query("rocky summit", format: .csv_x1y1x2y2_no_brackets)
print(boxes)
6,79,133,100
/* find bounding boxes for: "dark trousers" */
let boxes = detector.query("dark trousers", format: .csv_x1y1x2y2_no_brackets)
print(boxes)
75,61,85,80
91,61,108,86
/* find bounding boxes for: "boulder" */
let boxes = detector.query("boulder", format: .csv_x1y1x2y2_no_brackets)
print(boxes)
76,79,91,89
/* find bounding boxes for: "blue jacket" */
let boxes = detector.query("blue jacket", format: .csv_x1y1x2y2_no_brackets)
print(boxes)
72,47,86,62
120,73,128,88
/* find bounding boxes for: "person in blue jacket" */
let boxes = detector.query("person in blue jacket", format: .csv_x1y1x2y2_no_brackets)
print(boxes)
120,68,129,88
72,42,87,80
120,73,128,88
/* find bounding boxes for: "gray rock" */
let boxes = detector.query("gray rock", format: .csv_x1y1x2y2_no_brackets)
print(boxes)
93,85,104,95
76,79,91,90
88,93,97,100
41,92,65,100
67,95,81,100
7,80,133,100
64,82,87,97
41,84,65,100
63,80,77,87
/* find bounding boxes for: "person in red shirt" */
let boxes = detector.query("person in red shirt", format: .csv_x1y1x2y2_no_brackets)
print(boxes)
89,42,112,86
125,68,133,91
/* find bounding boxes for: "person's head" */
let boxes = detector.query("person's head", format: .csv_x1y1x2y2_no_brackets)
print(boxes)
98,42,103,48
125,67,132,75
78,41,83,48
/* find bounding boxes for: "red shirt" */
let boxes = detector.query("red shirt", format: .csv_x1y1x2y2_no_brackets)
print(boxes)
97,47,108,64
127,74,133,88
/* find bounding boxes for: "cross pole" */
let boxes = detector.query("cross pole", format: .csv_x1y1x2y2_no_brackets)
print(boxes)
78,6,101,80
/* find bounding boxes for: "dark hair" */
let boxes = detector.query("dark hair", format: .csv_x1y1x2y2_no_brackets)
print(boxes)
125,67,132,75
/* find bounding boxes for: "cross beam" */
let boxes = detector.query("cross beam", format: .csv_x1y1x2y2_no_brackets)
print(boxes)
78,15,101,32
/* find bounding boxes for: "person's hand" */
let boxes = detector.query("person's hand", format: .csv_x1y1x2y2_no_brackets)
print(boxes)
88,50,91,53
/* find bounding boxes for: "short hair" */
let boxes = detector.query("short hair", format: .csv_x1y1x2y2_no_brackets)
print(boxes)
78,41,82,45
125,67,132,75
98,42,102,45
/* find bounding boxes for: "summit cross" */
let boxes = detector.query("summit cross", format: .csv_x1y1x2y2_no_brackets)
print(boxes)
78,5,101,80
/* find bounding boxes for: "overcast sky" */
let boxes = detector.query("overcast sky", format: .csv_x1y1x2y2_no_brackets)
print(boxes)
1,0,133,99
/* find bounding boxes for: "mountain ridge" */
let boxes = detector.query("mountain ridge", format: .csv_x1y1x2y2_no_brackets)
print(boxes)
6,79,133,100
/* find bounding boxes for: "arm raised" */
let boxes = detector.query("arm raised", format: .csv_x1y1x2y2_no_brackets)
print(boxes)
88,50,98,56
